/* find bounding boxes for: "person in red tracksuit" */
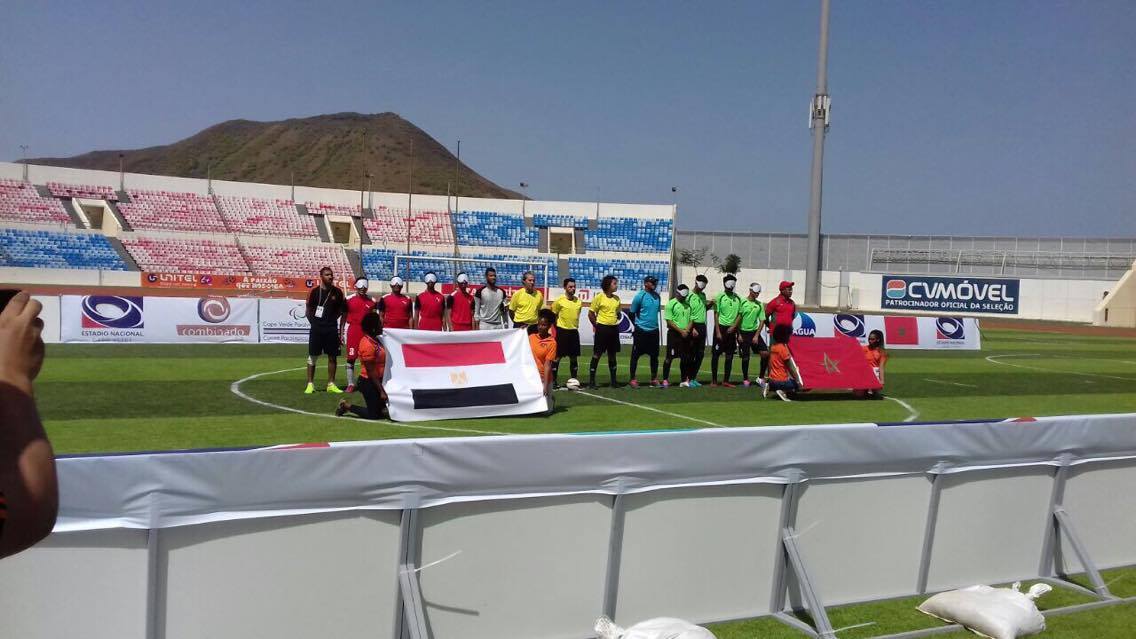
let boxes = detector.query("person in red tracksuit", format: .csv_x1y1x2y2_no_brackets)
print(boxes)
377,277,413,330
414,271,447,331
447,272,477,331
340,278,377,393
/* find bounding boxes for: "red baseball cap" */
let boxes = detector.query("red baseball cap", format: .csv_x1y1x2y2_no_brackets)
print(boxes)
779,280,795,290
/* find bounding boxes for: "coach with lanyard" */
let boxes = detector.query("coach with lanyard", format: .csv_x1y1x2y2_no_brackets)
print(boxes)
304,266,346,394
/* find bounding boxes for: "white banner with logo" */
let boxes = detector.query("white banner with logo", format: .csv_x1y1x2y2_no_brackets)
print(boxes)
258,298,311,343
60,295,258,343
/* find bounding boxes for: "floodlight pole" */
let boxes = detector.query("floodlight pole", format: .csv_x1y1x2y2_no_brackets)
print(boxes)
804,0,832,307
407,137,414,254
19,145,29,182
118,153,125,191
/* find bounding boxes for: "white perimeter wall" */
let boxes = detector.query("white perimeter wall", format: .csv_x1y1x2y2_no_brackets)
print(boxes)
677,265,1118,323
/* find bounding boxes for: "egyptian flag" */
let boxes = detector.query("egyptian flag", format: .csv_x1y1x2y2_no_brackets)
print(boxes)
789,336,882,391
381,327,548,422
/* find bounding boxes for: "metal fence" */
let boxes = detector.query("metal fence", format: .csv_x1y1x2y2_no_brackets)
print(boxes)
676,232,1136,281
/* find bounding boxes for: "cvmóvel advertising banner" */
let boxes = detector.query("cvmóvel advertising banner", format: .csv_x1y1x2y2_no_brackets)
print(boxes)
881,275,1019,315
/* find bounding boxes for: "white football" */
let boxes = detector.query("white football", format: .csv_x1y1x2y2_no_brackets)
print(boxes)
566,378,581,390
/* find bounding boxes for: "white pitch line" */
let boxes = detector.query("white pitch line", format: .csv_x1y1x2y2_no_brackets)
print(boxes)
230,367,509,436
885,396,920,422
986,354,1136,382
574,390,723,427
923,378,979,389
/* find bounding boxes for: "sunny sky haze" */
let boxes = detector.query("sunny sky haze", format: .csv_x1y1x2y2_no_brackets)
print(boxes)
2,1,1132,236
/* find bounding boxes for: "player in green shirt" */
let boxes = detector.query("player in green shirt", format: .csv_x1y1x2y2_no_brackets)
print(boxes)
711,274,742,386
738,283,770,388
689,274,710,383
661,284,700,387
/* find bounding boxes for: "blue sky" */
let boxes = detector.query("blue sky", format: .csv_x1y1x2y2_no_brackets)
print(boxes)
2,1,1132,236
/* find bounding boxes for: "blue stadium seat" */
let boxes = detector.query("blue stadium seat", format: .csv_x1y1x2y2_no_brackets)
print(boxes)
453,211,538,249
361,248,557,288
531,214,590,229
583,218,673,253
0,229,128,270
567,257,669,291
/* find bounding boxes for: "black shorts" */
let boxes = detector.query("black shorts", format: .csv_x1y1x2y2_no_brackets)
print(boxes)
667,328,691,359
555,327,581,357
739,331,768,355
713,326,738,354
632,328,660,357
691,322,707,354
308,330,341,358
594,323,622,354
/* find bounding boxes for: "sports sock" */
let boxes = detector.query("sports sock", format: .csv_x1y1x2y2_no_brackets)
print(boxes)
346,362,356,387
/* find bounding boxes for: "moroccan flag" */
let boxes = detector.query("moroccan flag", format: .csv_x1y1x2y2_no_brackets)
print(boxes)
789,336,882,390
381,328,548,422
883,315,919,345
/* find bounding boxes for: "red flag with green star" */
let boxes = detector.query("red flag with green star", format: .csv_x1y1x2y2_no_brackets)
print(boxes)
788,336,882,390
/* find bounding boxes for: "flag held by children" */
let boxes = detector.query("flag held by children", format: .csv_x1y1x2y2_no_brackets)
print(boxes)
789,336,882,391
381,328,549,422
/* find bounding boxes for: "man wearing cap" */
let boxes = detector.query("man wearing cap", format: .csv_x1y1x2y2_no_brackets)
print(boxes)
738,283,769,388
474,267,508,330
550,277,583,385
711,274,743,386
661,284,700,388
447,272,477,332
508,270,544,334
340,278,377,393
627,275,662,388
413,272,447,331
689,274,711,383
377,277,413,330
766,281,797,338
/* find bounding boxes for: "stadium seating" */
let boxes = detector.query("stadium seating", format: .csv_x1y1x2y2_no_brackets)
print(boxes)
240,239,354,278
0,179,71,225
363,207,454,245
362,249,556,287
361,248,400,281
121,236,249,274
532,213,590,229
119,189,229,233
0,228,127,270
453,210,538,248
215,195,317,239
567,257,669,291
583,218,673,253
306,201,362,217
46,182,118,200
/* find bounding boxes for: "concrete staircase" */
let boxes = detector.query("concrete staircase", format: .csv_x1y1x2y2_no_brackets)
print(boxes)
353,217,372,245
106,236,140,271
59,199,88,229
105,201,134,232
345,248,364,280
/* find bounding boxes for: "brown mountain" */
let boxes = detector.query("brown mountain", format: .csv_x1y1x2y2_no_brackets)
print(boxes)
25,112,521,199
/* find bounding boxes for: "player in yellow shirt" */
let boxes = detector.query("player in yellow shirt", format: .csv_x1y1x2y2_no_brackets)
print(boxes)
550,277,583,386
588,275,622,388
508,271,544,334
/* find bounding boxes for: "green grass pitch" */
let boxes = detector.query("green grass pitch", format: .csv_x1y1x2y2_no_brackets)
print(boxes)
38,327,1136,455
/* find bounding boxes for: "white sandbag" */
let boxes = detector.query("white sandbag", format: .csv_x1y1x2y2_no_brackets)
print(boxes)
595,615,717,639
917,582,1052,639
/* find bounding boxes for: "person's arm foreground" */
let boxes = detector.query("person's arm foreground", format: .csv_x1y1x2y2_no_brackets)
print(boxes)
0,292,58,559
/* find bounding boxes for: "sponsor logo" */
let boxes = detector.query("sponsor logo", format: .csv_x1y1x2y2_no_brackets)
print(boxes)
305,279,316,288
200,275,213,285
793,312,816,337
834,313,865,338
617,310,634,334
197,296,231,323
885,280,906,299
146,273,158,283
81,296,144,329
935,317,966,340
288,305,306,320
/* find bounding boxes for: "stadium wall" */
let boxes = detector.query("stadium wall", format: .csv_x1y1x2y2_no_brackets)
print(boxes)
1094,260,1136,328
1,416,1134,639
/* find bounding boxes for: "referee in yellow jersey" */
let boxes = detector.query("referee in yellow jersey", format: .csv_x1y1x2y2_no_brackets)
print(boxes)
588,275,622,388
508,271,544,334
550,277,583,386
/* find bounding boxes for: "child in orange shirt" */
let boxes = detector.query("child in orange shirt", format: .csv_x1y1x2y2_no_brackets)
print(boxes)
529,309,558,398
859,329,888,399
336,313,388,419
763,324,800,402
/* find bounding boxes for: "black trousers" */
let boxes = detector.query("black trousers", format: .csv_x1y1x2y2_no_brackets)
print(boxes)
347,377,386,420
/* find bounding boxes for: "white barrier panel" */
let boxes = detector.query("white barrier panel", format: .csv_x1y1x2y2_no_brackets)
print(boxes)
31,294,61,343
258,297,309,343
3,416,1134,639
60,294,258,343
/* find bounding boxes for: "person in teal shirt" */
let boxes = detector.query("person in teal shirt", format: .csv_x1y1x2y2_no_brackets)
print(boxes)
711,274,743,386
689,274,710,383
662,284,700,388
738,283,770,388
628,276,662,387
